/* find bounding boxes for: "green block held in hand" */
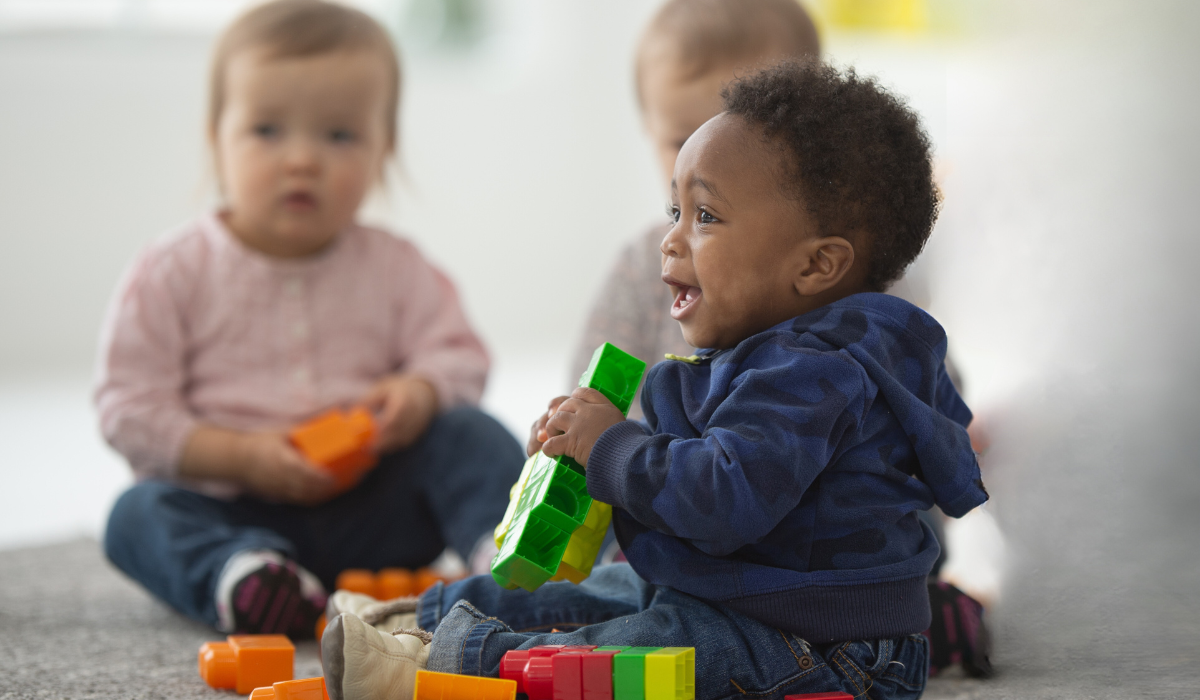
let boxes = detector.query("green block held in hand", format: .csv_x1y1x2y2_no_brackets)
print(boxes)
491,343,647,592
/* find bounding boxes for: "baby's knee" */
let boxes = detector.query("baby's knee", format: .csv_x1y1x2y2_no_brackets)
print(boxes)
103,481,178,560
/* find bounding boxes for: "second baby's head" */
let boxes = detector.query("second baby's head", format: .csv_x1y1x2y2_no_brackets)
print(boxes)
636,0,820,187
208,0,400,258
663,62,940,350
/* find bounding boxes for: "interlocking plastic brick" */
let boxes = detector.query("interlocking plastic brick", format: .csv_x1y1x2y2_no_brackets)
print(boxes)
378,568,415,598
335,569,378,597
492,343,646,592
414,670,517,700
552,647,599,700
289,408,377,492
612,647,662,700
499,646,570,698
645,648,694,700
199,634,295,694
783,694,854,700
249,676,329,700
582,647,629,700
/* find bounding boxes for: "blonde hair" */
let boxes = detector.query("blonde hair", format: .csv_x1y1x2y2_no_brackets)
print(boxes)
208,0,401,147
635,0,820,105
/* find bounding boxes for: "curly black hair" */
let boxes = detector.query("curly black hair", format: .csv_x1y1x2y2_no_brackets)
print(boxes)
722,60,940,291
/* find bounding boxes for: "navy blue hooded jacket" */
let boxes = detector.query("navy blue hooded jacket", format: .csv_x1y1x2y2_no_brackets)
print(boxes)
586,293,987,643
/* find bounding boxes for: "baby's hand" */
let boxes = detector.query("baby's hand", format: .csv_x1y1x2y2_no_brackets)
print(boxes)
240,432,337,505
362,373,439,453
539,388,625,468
528,395,568,457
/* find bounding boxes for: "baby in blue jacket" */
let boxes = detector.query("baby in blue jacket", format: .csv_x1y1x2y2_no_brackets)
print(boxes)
323,61,987,700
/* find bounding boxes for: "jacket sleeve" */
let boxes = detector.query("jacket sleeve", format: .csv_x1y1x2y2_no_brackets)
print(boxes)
389,241,489,410
94,248,198,480
587,347,867,557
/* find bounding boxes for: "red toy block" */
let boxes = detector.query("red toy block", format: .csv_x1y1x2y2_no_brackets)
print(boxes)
289,408,377,492
551,647,598,700
199,634,294,694
526,655,557,700
783,694,854,700
582,649,625,700
414,670,517,700
249,676,330,700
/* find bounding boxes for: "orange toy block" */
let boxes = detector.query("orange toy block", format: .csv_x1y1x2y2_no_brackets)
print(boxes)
379,568,416,598
199,634,295,694
249,676,330,700
289,408,377,491
336,569,379,597
334,567,457,600
414,670,517,700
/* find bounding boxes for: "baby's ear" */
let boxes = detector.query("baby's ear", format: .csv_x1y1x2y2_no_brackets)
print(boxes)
793,236,856,296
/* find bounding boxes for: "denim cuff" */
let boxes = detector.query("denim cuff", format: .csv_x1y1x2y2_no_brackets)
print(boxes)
416,581,445,633
425,601,513,676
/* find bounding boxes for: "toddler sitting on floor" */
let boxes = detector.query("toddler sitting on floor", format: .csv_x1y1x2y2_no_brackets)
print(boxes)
321,60,987,700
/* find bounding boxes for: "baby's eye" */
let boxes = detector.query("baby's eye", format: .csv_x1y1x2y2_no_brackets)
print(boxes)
698,209,717,224
666,204,680,223
329,129,356,143
253,123,280,138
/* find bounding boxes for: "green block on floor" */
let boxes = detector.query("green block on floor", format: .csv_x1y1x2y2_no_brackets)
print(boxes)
613,647,662,700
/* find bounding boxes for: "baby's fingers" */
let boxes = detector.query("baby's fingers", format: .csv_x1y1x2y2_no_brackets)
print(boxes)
544,406,576,438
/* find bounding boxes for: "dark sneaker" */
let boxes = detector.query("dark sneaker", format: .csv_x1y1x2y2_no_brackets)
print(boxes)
924,580,994,678
216,550,327,639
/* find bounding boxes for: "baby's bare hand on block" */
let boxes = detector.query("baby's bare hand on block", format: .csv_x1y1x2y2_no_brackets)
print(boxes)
540,388,625,468
528,395,568,457
240,432,336,506
361,373,439,453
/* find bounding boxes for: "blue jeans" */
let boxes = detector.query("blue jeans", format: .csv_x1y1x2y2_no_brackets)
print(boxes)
415,564,928,700
104,407,524,628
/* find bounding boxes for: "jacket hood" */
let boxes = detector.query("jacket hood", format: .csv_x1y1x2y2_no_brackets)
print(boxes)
787,292,984,516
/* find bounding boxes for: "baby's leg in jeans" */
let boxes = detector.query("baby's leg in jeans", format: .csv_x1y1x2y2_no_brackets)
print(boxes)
414,564,926,700
104,480,300,627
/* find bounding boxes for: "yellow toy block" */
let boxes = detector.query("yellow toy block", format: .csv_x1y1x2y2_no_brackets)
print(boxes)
551,500,612,584
644,648,695,700
414,670,517,700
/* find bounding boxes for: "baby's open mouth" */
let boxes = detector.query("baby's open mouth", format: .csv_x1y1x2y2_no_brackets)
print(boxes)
666,277,702,320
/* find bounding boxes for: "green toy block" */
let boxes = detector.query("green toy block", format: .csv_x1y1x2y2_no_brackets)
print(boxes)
645,648,695,700
578,343,646,415
491,344,646,592
612,648,662,700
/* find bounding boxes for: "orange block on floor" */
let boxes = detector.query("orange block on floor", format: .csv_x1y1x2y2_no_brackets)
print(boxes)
414,670,517,700
379,568,416,598
334,567,458,600
289,408,377,492
199,634,294,694
250,676,330,700
336,569,379,597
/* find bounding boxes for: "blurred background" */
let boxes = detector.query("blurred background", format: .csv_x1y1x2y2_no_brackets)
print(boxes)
1,0,1198,693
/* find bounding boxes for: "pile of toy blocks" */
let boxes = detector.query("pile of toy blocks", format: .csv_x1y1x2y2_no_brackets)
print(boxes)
334,567,458,599
500,645,694,700
492,343,646,592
